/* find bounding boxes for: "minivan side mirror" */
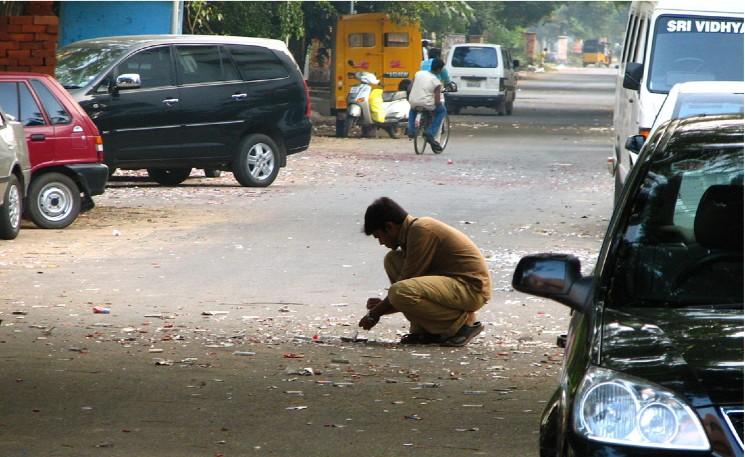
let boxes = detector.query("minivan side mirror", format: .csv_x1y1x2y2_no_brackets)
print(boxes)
623,63,644,91
624,134,645,153
116,73,141,90
512,254,593,313
512,59,520,69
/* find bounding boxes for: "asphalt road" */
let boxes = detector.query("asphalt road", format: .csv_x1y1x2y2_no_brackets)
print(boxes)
0,67,616,457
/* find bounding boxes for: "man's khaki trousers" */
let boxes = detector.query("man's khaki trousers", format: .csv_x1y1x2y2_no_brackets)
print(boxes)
384,250,486,337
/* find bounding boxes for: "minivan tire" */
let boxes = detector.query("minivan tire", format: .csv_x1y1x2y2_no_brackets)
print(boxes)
233,134,280,187
147,168,192,186
496,99,507,115
0,174,23,239
27,172,81,229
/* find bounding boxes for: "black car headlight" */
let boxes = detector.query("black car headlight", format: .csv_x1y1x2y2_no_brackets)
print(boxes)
573,367,710,450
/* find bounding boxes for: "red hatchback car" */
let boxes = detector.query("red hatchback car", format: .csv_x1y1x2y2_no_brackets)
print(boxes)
0,72,108,229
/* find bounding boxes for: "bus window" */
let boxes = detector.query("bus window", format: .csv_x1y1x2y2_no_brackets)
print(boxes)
348,33,375,48
384,32,409,47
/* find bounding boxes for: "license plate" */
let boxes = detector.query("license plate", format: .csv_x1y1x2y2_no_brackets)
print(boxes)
466,81,481,88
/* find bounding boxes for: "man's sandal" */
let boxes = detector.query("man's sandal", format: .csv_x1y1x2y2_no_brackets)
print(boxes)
399,332,443,345
441,322,484,347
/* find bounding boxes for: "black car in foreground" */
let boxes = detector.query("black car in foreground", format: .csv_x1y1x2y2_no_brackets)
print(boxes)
514,114,743,456
55,35,312,187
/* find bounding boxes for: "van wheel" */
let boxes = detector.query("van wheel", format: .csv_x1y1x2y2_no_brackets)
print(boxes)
204,169,222,178
27,172,81,229
233,134,280,187
449,105,461,115
506,100,514,115
0,175,22,239
147,168,192,186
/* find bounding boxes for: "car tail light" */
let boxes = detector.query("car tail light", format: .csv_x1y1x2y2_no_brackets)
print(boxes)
95,136,104,162
303,80,312,118
639,127,651,139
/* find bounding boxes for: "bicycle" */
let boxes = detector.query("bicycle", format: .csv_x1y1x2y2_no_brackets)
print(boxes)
413,108,450,155
412,81,457,155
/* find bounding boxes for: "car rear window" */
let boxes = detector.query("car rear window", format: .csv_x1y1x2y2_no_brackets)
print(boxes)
228,45,289,82
30,80,71,125
451,47,498,69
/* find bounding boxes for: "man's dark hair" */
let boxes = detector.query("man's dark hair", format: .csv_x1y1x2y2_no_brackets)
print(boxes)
431,58,445,73
364,197,408,235
428,47,441,59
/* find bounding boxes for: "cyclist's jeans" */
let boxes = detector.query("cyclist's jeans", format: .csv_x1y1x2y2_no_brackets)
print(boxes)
408,105,447,139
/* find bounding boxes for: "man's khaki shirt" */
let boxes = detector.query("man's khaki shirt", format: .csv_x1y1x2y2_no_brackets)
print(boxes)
396,215,492,301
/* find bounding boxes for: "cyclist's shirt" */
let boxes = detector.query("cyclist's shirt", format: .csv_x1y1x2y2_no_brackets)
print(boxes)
409,70,442,110
420,59,451,84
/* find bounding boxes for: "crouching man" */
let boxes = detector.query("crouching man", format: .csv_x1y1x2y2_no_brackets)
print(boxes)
359,197,491,346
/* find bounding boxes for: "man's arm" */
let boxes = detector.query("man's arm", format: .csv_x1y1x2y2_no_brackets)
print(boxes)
434,85,442,106
399,224,438,279
359,297,397,330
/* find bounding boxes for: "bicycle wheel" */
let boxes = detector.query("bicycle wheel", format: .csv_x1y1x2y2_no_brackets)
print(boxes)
435,114,450,154
414,113,428,155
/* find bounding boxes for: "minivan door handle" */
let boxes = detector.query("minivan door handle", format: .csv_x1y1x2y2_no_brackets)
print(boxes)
231,93,248,101
162,98,180,107
30,133,46,141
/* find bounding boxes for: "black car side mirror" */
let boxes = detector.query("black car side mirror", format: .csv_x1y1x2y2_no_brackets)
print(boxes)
512,254,593,313
623,63,644,91
625,134,645,153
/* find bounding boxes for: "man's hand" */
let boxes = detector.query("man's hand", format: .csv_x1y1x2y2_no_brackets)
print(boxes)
359,312,380,330
366,297,383,310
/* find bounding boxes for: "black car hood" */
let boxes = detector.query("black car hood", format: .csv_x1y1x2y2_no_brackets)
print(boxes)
600,306,743,408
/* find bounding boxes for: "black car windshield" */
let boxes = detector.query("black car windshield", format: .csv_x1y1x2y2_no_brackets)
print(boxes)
56,43,131,89
648,15,744,93
607,117,743,307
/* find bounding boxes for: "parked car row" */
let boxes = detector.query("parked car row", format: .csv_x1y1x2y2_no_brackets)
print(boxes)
0,34,312,238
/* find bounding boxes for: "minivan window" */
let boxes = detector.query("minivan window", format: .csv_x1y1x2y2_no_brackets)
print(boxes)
648,16,744,93
119,46,173,88
56,43,131,89
30,80,71,125
176,45,237,85
608,122,743,306
228,46,289,81
451,47,498,69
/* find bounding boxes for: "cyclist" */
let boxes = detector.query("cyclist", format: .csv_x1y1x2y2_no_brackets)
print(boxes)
406,58,446,152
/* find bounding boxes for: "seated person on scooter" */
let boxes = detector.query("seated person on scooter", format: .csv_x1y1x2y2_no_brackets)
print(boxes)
406,58,446,152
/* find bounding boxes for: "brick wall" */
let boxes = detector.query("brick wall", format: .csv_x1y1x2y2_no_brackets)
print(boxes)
0,15,59,75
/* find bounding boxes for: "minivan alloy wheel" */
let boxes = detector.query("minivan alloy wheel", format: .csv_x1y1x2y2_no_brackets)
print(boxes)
233,134,281,187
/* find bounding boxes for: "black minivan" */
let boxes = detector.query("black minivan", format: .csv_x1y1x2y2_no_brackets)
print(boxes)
513,115,743,456
55,35,312,187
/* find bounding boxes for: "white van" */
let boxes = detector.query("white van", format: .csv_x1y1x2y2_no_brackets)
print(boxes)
444,43,519,115
610,0,743,198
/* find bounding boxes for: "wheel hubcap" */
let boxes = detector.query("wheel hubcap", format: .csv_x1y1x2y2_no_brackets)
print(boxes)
37,183,73,222
8,184,20,229
247,143,275,180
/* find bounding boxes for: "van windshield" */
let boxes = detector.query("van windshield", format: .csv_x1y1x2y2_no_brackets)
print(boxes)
56,44,131,89
648,15,744,93
451,47,498,69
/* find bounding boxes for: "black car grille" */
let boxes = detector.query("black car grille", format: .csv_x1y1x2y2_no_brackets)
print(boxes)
722,408,744,448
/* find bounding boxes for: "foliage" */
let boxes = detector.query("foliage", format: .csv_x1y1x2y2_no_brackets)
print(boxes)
537,2,629,44
184,0,223,34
